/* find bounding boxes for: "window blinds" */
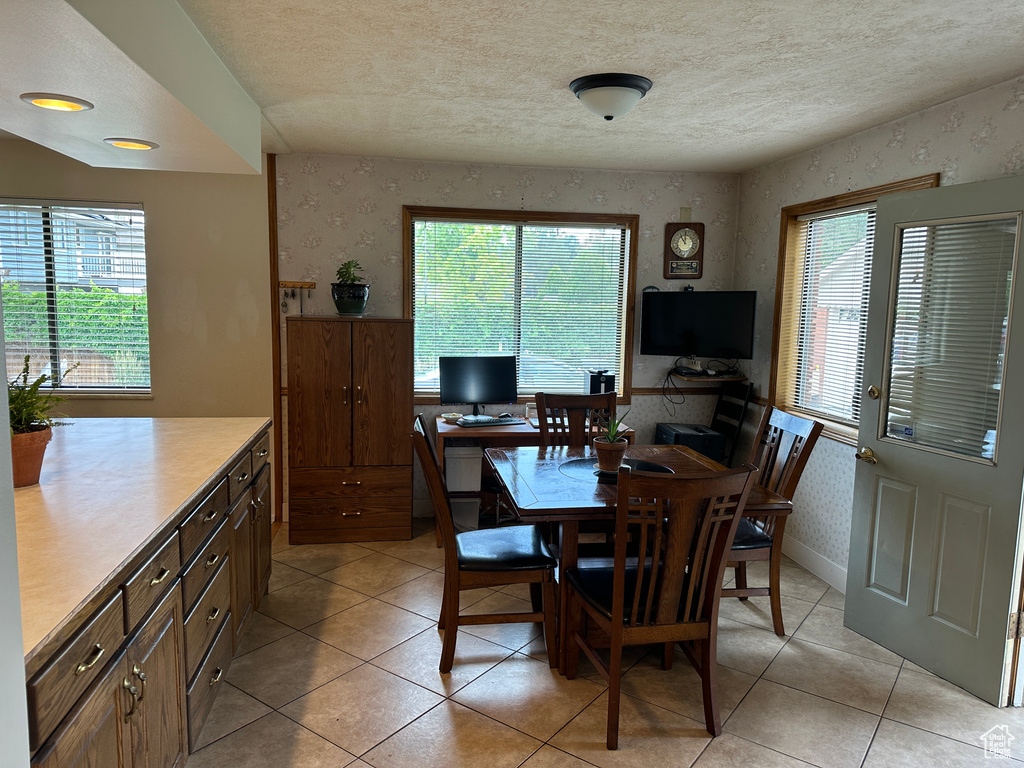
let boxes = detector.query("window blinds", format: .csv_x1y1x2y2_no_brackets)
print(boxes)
411,218,629,394
777,204,876,426
0,200,150,390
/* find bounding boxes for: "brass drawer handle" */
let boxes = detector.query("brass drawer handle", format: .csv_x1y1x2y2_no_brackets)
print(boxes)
149,568,171,588
257,448,269,458
132,663,147,702
205,552,220,569
75,644,105,676
341,481,362,486
236,471,249,483
209,667,224,686
206,606,220,624
341,511,362,517
203,509,219,523
123,678,140,722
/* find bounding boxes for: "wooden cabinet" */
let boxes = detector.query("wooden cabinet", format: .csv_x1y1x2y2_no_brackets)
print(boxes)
228,488,254,653
251,464,272,609
287,317,413,543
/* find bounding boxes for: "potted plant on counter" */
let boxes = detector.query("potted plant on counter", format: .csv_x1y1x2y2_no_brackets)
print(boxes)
331,259,370,315
9,355,74,487
593,409,630,472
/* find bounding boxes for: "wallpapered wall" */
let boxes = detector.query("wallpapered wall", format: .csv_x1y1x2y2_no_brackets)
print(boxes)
734,75,1024,580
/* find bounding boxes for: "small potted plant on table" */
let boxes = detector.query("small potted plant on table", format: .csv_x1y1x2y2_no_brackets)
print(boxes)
593,409,630,473
9,355,74,487
331,259,370,315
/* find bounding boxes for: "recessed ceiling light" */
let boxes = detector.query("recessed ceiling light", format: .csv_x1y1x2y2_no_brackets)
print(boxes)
20,92,94,112
104,138,159,151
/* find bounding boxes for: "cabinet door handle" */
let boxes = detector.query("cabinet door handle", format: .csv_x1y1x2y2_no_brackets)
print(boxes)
342,386,348,405
206,606,221,624
341,481,362,486
341,511,362,517
356,386,363,404
203,509,219,523
75,644,105,676
123,678,140,722
257,448,269,458
205,552,220,569
149,568,171,588
132,663,147,702
209,667,224,687
236,471,249,483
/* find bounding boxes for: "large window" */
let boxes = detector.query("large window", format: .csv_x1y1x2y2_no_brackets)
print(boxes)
772,176,938,440
0,199,151,392
403,206,638,399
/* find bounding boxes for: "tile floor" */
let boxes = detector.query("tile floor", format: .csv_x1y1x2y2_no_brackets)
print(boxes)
187,519,1024,767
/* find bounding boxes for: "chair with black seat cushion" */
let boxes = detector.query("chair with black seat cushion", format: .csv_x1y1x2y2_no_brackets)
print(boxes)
564,463,756,747
535,391,616,447
722,406,823,636
412,417,558,672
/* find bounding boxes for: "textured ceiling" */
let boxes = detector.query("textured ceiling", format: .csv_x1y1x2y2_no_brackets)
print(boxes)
176,0,1024,173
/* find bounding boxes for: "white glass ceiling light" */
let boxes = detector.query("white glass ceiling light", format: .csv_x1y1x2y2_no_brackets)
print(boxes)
20,92,94,111
569,74,652,121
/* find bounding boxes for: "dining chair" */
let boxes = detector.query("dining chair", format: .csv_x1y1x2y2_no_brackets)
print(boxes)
412,416,558,673
535,391,616,447
564,463,757,747
722,406,823,636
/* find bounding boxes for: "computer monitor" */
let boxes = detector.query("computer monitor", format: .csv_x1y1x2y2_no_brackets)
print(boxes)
639,290,756,359
439,355,518,416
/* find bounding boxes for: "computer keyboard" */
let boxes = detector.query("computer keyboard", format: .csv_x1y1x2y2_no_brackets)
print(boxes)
456,416,523,427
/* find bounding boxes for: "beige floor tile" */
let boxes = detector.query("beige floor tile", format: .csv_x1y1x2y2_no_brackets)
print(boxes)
724,680,878,768
453,653,605,740
495,582,533,600
863,718,999,767
374,532,447,569
186,712,356,768
550,691,712,767
236,610,296,656
691,732,816,767
279,663,444,756
228,632,362,709
192,682,273,750
717,593,816,636
271,525,294,555
319,552,431,596
620,654,757,726
273,541,374,575
458,591,545,650
361,699,542,768
376,570,491,620
792,605,902,666
714,617,788,677
818,587,846,610
763,637,899,714
518,744,596,768
900,658,934,676
372,626,512,695
884,668,1024,748
258,577,368,629
727,561,830,604
412,516,437,538
303,598,434,660
269,561,313,593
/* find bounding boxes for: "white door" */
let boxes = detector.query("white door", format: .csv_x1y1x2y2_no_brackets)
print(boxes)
846,173,1024,706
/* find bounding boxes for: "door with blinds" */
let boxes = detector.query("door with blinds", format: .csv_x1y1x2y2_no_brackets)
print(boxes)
846,173,1024,705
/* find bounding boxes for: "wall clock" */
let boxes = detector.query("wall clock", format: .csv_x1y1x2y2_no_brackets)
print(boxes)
664,222,705,279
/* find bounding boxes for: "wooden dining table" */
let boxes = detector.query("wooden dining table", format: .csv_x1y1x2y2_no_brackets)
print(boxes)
484,443,793,672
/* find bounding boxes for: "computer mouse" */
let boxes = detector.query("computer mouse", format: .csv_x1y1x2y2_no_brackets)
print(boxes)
499,412,513,418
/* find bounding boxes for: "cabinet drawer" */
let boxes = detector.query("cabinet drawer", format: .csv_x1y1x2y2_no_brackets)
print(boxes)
121,533,181,634
179,478,229,565
186,614,233,752
252,431,271,476
183,561,231,683
227,451,253,503
289,497,411,543
289,466,412,499
181,518,230,615
26,592,126,752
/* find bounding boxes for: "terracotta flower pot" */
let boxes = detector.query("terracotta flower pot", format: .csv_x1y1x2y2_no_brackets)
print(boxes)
11,426,52,487
593,436,628,473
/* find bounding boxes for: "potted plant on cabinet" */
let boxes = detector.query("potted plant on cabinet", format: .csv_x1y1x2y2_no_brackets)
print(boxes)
331,259,370,315
593,409,630,472
9,355,74,487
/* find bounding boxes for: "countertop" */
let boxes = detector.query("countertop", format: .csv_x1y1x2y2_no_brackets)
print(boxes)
15,417,270,662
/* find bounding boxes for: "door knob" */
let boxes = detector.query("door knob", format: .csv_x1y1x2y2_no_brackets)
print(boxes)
855,447,878,464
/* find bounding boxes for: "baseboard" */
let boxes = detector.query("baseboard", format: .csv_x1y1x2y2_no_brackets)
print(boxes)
781,534,848,594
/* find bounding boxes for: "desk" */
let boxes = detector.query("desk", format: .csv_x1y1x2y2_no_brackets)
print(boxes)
484,444,791,671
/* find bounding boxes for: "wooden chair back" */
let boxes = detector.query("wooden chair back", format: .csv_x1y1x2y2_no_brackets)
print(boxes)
612,464,756,630
412,416,457,556
709,381,755,466
535,391,616,447
746,406,824,500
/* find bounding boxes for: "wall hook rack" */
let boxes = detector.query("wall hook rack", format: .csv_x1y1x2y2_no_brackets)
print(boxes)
278,281,316,315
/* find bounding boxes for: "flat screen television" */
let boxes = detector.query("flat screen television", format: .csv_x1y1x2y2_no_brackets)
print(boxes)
439,355,518,415
639,290,756,359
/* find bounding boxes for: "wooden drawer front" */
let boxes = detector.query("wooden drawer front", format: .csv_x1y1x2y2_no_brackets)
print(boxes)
183,561,231,682
227,451,253,503
179,478,229,565
26,592,126,752
186,611,233,752
290,497,412,543
181,518,230,615
121,533,181,634
251,430,271,476
289,466,412,499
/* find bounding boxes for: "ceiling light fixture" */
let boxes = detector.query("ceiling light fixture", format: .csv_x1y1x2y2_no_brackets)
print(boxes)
569,73,652,121
20,92,94,112
104,138,159,151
